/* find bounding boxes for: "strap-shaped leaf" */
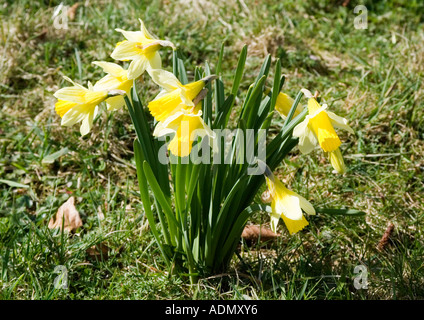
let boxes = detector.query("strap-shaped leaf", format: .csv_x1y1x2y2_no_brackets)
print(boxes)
133,139,171,265
315,207,366,216
143,161,181,237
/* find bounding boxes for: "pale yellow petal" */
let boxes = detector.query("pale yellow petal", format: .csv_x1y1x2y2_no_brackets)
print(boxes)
327,111,354,134
149,68,182,92
138,18,156,39
115,28,146,42
111,41,141,61
54,87,87,103
293,119,318,154
92,61,124,77
127,57,148,79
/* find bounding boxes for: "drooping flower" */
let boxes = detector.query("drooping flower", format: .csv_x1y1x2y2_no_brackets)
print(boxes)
110,19,175,80
54,76,124,136
92,61,133,111
147,69,216,122
264,166,315,235
147,69,217,157
293,89,354,174
275,92,303,120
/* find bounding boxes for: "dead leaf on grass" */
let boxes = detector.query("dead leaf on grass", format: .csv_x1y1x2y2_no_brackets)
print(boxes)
48,196,83,232
67,3,80,21
241,225,280,246
86,243,110,261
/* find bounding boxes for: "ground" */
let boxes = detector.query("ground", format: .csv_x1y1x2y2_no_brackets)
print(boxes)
0,0,423,299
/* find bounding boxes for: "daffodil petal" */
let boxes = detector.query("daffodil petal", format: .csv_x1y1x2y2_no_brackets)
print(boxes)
92,61,124,77
62,76,86,89
61,105,88,127
54,87,87,103
294,193,316,215
138,18,156,39
115,28,145,42
105,95,125,111
127,57,148,79
80,112,93,136
270,212,281,233
149,51,162,70
93,75,123,91
276,192,303,221
111,41,141,61
293,119,317,154
149,69,182,92
327,111,354,134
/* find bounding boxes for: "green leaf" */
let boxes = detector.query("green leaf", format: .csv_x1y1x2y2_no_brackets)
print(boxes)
134,139,171,265
0,179,29,189
231,45,247,97
270,60,283,113
142,161,180,232
315,207,366,216
41,147,69,164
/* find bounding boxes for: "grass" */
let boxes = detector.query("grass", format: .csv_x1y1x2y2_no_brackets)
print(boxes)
1,0,423,299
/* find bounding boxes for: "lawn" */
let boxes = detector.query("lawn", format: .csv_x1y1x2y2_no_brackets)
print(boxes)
0,0,423,299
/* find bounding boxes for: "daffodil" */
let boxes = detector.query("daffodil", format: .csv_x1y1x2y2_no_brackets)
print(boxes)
54,76,124,136
293,89,354,173
110,19,175,80
264,167,315,235
92,61,133,111
275,92,303,120
147,69,216,122
153,106,215,158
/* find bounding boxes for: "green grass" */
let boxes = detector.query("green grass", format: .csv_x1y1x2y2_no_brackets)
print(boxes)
1,0,423,299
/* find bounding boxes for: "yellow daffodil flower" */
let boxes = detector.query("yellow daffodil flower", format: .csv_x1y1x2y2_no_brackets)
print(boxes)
147,69,216,122
110,19,175,80
275,92,303,120
293,89,354,174
264,167,315,235
54,76,124,136
92,61,133,111
153,106,215,158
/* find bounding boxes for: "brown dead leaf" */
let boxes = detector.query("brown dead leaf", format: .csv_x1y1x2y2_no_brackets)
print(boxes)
377,221,395,251
86,243,110,261
48,196,83,232
241,225,280,246
67,3,80,21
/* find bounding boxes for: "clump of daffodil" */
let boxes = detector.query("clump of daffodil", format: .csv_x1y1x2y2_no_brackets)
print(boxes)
263,165,315,235
275,92,303,120
92,61,133,111
111,19,175,80
293,89,354,174
148,69,217,157
54,76,125,136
